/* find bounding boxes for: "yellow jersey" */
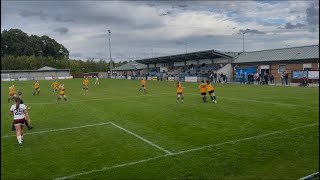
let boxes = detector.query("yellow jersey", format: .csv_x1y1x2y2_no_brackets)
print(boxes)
177,83,183,93
53,81,59,88
83,79,89,86
35,82,40,89
206,84,214,91
59,87,65,95
198,83,206,93
141,79,146,86
9,86,15,95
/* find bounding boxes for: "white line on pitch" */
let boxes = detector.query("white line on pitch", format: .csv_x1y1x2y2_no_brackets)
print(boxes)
171,123,318,155
160,92,318,109
1,122,110,138
110,122,173,155
52,123,318,180
53,155,166,180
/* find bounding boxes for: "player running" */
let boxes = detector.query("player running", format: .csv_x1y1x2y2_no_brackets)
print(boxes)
82,78,89,92
206,80,217,103
12,92,33,131
8,85,16,102
176,81,184,103
33,80,40,95
94,76,99,85
51,80,59,94
138,78,147,93
10,97,31,145
57,84,67,102
198,80,207,102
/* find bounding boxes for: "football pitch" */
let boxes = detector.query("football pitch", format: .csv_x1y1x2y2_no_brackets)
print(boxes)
1,78,319,180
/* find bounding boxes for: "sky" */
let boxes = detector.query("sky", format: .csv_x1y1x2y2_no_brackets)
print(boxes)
1,0,319,62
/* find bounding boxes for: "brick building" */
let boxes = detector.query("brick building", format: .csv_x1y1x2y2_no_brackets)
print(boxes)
232,45,319,83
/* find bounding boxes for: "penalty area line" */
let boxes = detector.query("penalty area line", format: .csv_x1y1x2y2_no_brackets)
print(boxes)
52,123,318,180
1,122,111,138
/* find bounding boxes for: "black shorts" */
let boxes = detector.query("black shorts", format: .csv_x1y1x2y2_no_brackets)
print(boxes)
177,92,183,95
201,92,206,95
209,90,214,94
35,88,40,90
142,85,145,87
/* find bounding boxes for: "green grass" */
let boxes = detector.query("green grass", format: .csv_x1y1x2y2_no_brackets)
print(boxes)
1,79,319,180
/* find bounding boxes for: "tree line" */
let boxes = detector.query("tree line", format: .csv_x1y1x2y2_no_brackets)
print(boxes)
1,29,128,72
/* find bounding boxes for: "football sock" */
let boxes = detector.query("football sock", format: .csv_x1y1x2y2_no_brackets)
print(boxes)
214,96,216,100
210,96,213,100
57,98,61,101
17,136,22,144
64,98,67,102
8,98,10,102
177,97,179,101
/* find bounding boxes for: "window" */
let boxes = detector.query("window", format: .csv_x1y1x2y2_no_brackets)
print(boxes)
303,63,312,71
278,64,286,73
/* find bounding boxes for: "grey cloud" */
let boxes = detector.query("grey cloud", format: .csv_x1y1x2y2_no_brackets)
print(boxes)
159,11,172,16
55,15,75,23
239,28,265,34
305,1,319,32
19,10,48,20
146,3,156,7
278,22,305,29
54,27,69,35
70,52,83,57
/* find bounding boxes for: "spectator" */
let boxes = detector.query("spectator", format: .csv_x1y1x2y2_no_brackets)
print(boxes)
281,72,285,85
284,71,288,85
270,74,274,84
240,73,245,84
214,72,218,83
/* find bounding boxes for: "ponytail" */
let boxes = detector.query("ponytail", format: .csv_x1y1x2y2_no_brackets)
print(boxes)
15,97,21,110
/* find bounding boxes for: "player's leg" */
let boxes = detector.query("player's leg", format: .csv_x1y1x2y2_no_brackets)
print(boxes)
63,95,67,102
37,89,40,95
143,86,147,93
15,123,22,145
181,93,184,102
212,92,217,103
57,95,62,101
177,94,180,102
21,124,24,142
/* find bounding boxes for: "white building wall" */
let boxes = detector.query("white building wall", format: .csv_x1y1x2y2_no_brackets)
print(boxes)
186,60,197,65
174,61,185,67
199,59,212,64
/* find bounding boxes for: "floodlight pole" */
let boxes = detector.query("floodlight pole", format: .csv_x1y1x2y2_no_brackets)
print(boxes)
108,29,112,78
184,42,188,54
242,32,246,52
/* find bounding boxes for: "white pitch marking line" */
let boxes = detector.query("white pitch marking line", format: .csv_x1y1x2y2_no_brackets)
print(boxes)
52,123,318,180
298,172,319,180
110,122,173,155
160,92,318,109
1,122,111,138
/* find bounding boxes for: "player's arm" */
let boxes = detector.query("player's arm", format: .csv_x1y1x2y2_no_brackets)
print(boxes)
24,109,30,123
9,110,13,116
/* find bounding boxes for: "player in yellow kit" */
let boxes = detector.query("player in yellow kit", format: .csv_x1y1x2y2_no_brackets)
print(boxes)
176,81,184,103
198,80,207,102
33,80,40,95
82,78,89,92
57,84,67,102
51,80,59,94
138,78,147,93
8,85,16,102
206,80,217,103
